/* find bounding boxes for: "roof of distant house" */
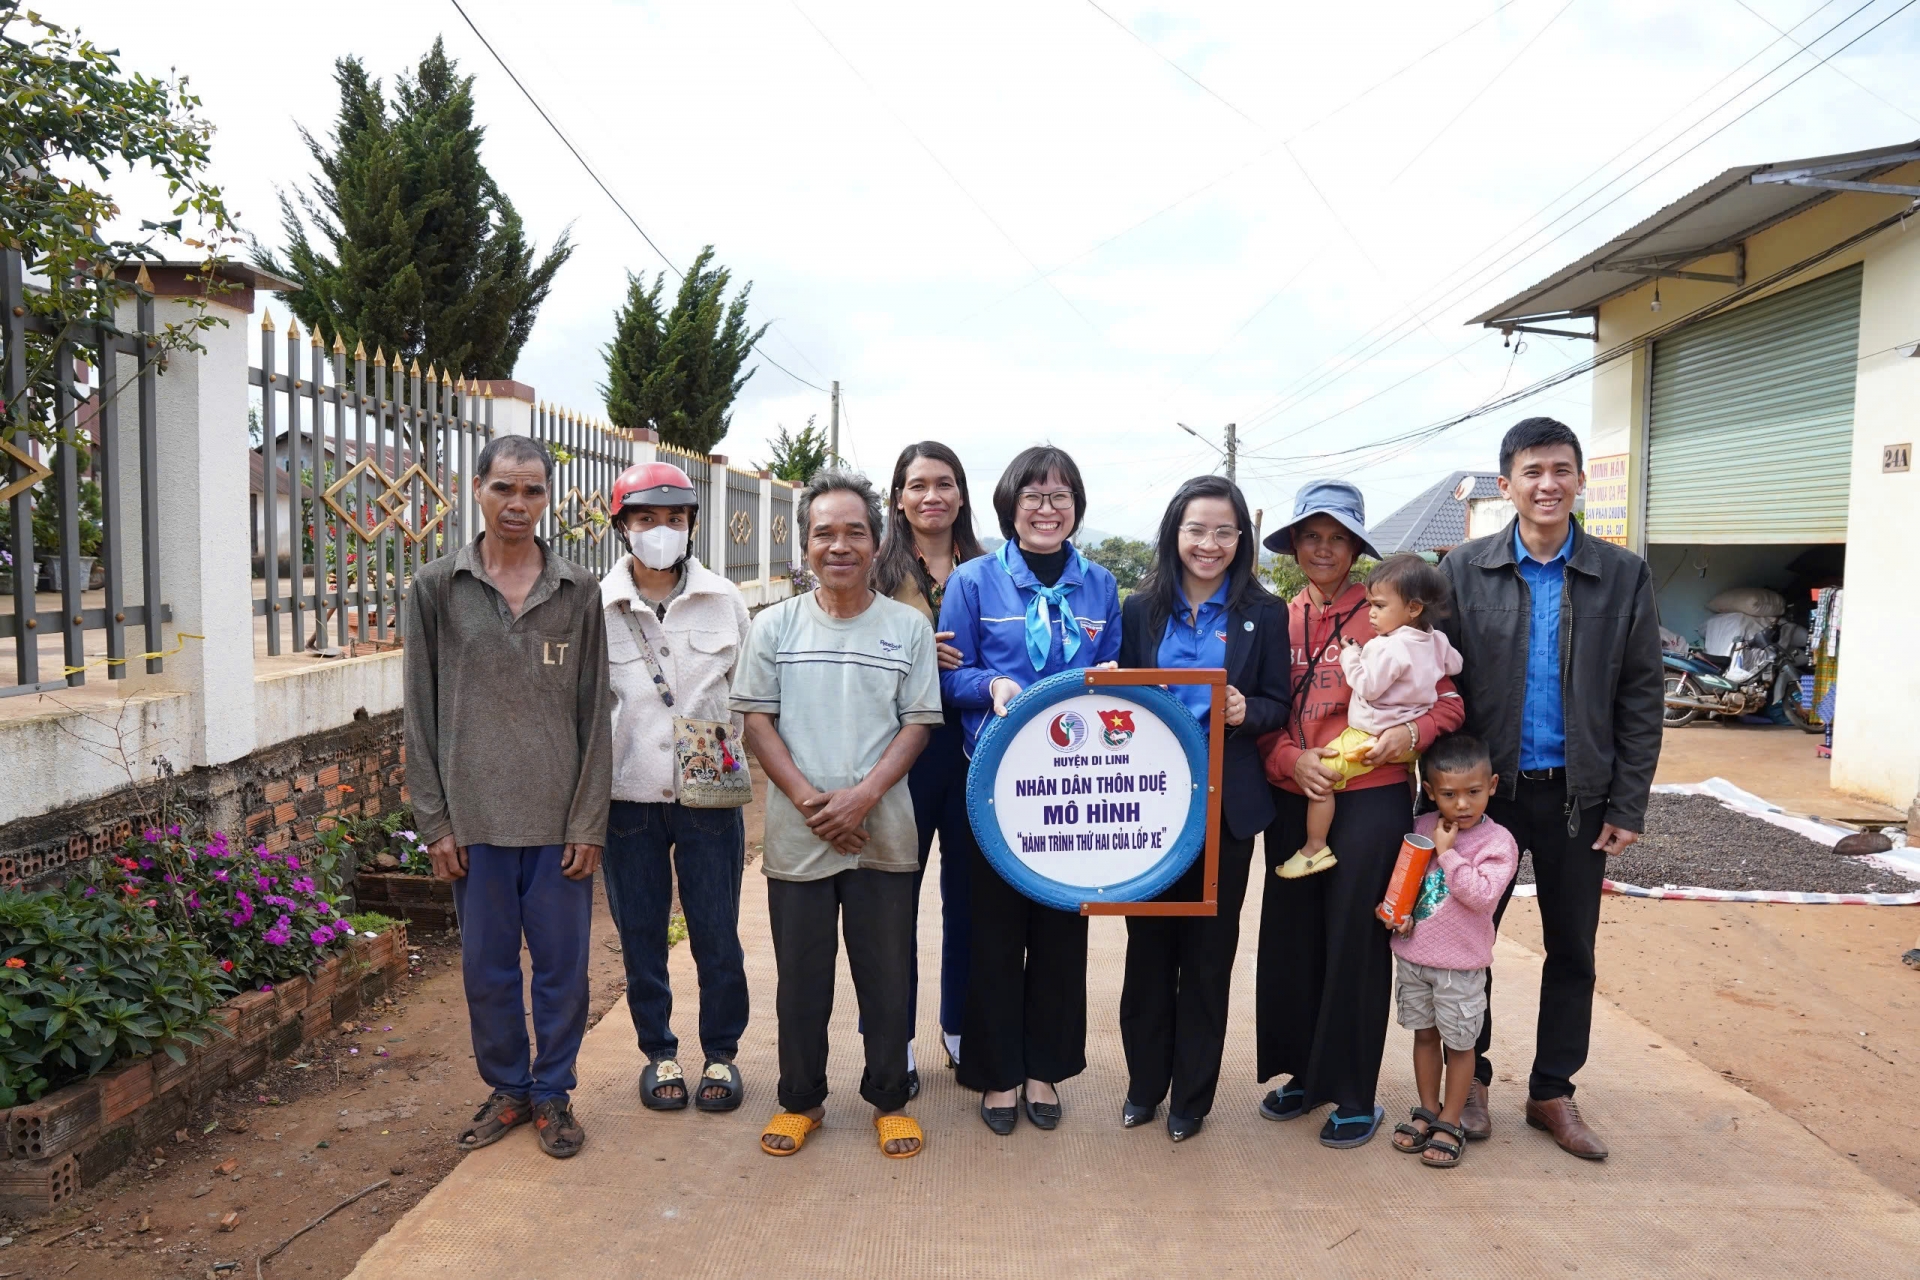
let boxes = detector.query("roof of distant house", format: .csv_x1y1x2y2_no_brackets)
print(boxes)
1370,471,1503,555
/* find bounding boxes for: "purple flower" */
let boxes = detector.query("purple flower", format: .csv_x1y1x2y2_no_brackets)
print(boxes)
284,854,301,871
137,857,154,870
260,982,274,992
187,892,201,913
143,827,160,842
163,873,178,885
290,877,316,894
213,869,229,883
314,902,334,917
228,890,254,927
83,886,98,898
254,844,269,857
167,824,181,836
309,926,336,947
256,874,273,891
397,830,417,842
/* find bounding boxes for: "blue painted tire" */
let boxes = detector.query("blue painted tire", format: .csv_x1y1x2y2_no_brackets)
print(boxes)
965,669,1211,912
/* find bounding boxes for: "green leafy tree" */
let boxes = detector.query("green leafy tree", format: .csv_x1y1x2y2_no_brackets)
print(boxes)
759,415,829,483
1086,536,1155,591
602,246,767,454
256,38,571,377
1,6,237,448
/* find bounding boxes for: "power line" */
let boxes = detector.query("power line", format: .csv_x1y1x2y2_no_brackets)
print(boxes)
1237,0,1908,448
445,0,831,393
1730,0,1920,123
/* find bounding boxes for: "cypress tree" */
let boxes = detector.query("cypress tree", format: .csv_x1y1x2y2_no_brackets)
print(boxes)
602,246,767,454
256,38,571,377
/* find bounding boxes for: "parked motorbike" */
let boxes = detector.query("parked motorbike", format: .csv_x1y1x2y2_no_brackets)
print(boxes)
1663,623,1813,730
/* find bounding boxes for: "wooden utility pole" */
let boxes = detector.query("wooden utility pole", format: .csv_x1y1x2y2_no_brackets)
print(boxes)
1225,421,1237,485
830,380,840,463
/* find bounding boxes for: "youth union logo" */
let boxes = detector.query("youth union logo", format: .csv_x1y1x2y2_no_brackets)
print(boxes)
1097,708,1136,748
1047,711,1089,753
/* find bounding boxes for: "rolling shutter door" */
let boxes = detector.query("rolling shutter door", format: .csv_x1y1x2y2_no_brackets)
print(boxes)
1646,264,1860,543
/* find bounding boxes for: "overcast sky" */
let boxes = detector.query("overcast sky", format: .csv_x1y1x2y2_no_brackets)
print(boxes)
77,0,1920,538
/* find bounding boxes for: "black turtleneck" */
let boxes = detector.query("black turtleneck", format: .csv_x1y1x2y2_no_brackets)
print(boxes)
1020,542,1070,587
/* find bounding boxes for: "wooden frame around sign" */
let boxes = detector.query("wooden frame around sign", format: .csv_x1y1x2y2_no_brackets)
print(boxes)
1077,667,1225,918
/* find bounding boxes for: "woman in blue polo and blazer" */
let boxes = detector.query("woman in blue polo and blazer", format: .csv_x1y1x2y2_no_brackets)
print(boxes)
1115,475,1290,1143
939,444,1122,1135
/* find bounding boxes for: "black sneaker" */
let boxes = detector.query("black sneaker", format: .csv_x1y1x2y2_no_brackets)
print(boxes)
533,1098,586,1159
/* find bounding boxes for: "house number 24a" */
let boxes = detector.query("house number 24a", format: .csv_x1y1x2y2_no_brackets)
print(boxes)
1885,443,1912,474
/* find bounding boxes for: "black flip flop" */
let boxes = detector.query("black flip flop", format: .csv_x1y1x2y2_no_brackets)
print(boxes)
693,1060,743,1112
1258,1083,1308,1122
640,1059,690,1111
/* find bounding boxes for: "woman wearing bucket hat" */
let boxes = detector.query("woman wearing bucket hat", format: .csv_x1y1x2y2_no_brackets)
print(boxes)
1253,479,1464,1150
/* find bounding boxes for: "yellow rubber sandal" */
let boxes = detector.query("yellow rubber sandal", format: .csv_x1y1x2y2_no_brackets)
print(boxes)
874,1114,924,1159
760,1112,821,1157
1276,847,1338,879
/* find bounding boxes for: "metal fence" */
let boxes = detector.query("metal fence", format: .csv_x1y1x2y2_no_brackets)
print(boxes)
725,467,761,584
249,313,493,655
527,402,634,578
770,480,794,576
1,250,169,697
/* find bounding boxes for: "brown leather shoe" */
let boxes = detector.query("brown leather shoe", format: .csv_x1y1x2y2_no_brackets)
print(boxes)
1461,1079,1491,1141
1525,1095,1608,1160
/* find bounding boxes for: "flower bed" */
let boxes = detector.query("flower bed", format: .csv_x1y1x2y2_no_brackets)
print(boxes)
1,825,407,1216
335,806,457,932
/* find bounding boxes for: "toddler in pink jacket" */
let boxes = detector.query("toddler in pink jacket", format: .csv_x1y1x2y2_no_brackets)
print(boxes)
1386,732,1518,1169
1279,554,1463,880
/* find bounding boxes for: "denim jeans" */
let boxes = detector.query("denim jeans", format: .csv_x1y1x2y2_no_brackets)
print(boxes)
452,845,593,1105
603,800,749,1063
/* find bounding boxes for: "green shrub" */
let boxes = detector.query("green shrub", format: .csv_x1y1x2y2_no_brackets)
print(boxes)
346,911,400,934
0,881,231,1108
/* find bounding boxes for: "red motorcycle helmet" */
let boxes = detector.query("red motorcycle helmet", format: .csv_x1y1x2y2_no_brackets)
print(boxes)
611,461,699,515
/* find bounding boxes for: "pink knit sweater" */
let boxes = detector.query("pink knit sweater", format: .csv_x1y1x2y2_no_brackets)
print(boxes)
1390,811,1518,972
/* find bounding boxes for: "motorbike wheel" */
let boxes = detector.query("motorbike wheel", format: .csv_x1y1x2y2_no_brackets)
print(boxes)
1777,664,1816,733
1664,674,1700,728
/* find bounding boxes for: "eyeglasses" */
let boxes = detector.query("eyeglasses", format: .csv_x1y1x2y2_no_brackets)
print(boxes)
1178,523,1242,546
1016,491,1076,511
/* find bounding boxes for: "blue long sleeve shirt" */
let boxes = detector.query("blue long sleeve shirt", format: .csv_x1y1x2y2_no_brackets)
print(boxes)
938,541,1123,756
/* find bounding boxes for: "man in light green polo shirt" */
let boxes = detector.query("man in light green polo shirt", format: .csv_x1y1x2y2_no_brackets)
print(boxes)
734,468,942,1159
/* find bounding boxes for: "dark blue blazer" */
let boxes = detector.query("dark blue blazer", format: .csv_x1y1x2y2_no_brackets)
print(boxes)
1118,589,1291,842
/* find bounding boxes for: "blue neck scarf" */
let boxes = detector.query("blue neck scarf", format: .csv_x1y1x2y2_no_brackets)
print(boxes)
1000,541,1083,671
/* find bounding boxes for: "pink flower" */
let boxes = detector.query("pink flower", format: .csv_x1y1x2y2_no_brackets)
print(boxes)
228,890,254,927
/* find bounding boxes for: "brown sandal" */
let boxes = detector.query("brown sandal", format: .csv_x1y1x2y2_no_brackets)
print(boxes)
455,1091,531,1151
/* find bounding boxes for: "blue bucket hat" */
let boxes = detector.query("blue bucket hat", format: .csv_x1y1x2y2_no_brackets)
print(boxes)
1264,478,1382,559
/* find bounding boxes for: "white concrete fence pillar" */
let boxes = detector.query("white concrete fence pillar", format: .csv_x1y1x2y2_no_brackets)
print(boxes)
708,454,731,575
757,472,773,585
111,266,264,769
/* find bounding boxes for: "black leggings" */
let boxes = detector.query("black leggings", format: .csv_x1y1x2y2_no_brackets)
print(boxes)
1255,783,1411,1113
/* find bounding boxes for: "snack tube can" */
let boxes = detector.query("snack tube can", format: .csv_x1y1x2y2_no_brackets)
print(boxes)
1375,832,1436,929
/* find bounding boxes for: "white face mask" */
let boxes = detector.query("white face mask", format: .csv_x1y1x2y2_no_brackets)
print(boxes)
628,524,689,571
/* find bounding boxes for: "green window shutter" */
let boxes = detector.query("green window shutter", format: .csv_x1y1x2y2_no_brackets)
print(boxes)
1647,263,1860,543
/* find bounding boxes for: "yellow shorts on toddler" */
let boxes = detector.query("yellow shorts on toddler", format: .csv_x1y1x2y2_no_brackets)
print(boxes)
1323,724,1417,789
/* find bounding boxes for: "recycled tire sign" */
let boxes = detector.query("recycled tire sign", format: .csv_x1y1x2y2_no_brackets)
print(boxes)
966,669,1215,913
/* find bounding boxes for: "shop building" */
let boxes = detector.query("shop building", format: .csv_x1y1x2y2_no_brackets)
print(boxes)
1472,140,1920,813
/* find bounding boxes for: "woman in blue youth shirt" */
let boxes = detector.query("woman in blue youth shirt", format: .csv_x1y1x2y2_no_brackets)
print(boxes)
938,445,1122,1135
1115,476,1290,1143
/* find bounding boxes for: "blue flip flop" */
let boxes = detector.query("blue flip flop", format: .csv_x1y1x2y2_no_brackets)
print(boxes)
1258,1083,1308,1122
1319,1105,1386,1149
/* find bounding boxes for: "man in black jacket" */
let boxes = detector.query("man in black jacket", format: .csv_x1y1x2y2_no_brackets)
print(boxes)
1438,417,1664,1161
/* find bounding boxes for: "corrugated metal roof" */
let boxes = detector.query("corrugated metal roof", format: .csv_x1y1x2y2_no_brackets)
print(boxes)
1370,471,1502,554
1469,139,1920,328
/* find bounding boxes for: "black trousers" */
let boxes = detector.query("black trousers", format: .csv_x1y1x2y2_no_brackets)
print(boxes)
766,868,916,1114
956,828,1089,1093
1255,784,1411,1113
1119,833,1256,1120
1475,775,1608,1100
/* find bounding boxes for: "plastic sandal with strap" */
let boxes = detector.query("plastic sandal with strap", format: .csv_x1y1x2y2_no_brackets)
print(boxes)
1422,1119,1467,1168
760,1111,821,1156
694,1060,743,1113
1394,1105,1439,1153
874,1114,924,1159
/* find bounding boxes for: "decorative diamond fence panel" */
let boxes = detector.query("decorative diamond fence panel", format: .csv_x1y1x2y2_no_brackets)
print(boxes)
725,468,761,584
248,315,492,656
529,402,632,578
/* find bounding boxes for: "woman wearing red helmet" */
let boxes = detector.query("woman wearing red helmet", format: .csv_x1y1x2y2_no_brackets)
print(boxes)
600,460,754,1114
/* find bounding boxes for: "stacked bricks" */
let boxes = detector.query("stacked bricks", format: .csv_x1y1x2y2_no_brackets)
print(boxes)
3,710,404,892
0,924,408,1218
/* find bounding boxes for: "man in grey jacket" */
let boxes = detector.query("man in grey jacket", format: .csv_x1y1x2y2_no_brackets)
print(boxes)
1438,417,1663,1161
405,433,613,1160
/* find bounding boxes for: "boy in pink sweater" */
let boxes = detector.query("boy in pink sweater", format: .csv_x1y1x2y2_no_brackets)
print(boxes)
1280,554,1462,879
1386,732,1517,1168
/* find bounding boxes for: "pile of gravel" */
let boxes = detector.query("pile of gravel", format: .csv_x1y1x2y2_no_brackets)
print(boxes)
1511,793,1900,894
